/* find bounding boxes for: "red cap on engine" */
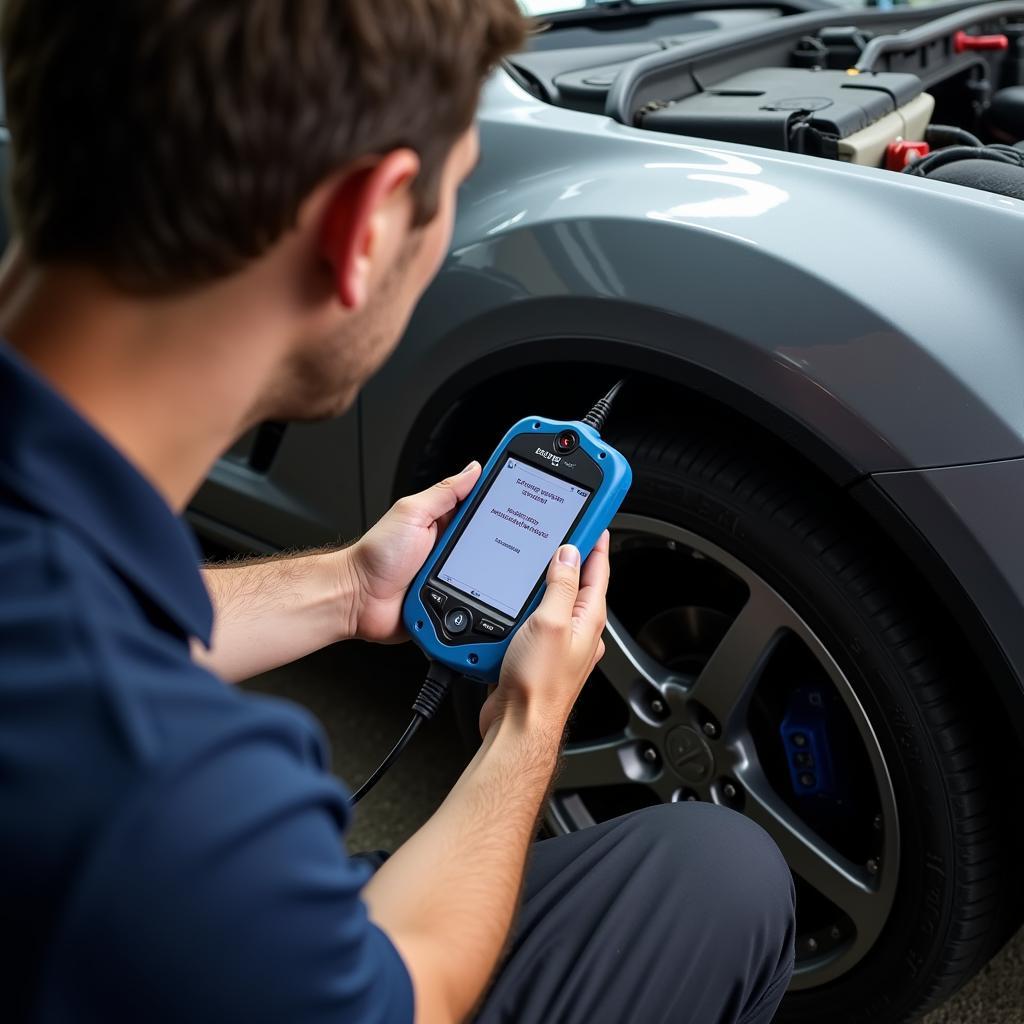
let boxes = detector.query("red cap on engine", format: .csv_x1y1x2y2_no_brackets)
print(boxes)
954,30,1009,53
886,140,931,171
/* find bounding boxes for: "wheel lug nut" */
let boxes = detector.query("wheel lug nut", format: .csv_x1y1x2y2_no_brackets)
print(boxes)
642,746,659,764
722,782,738,800
873,814,883,831
866,858,879,875
673,788,699,802
829,926,841,940
702,721,719,739
651,698,666,716
806,937,818,953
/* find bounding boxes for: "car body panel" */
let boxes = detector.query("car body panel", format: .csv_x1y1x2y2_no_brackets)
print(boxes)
865,456,1024,717
360,70,1024,529
192,411,364,549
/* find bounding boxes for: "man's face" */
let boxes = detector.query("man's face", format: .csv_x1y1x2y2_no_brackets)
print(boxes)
270,126,480,423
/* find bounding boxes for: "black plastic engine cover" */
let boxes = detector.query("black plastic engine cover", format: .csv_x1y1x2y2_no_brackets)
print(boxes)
638,68,923,151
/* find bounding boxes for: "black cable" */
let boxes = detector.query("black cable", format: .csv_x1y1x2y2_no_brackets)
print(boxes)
925,124,984,150
580,378,627,434
350,717,423,804
904,144,1024,177
989,143,1024,161
350,661,456,804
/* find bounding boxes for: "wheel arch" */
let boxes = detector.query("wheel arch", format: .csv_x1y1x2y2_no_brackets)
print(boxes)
388,327,867,496
377,328,1024,752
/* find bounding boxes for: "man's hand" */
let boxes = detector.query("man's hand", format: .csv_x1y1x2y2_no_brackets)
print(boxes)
479,530,610,738
194,462,481,682
364,529,610,1024
342,461,482,643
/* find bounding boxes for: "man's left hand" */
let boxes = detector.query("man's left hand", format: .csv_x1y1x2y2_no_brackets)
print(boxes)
342,461,482,643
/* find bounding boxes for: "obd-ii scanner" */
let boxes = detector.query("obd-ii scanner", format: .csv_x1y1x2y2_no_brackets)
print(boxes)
350,382,632,804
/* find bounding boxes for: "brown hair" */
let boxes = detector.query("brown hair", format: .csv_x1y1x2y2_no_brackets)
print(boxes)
0,0,526,293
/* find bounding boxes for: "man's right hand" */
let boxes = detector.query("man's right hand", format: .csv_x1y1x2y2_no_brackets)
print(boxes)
479,529,610,740
363,530,611,1024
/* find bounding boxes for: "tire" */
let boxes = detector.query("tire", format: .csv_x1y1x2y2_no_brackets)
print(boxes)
458,415,1012,1023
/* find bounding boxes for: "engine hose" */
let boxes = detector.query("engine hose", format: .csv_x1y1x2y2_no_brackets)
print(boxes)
904,144,1024,176
925,124,984,149
989,142,1024,158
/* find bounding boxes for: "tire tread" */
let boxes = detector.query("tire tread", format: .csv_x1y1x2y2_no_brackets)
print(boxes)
613,420,1009,1023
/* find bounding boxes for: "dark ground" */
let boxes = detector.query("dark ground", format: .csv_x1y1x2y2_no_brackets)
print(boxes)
245,641,469,853
245,641,1024,1024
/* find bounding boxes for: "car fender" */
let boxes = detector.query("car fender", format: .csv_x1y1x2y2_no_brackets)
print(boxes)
364,69,1024,517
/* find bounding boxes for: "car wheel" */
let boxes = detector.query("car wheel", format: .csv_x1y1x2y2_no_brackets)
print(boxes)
457,420,1009,1023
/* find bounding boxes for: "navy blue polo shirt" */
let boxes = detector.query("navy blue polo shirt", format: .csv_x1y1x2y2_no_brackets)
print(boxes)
0,343,413,1023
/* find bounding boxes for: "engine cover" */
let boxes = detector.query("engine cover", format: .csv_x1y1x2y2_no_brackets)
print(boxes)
638,67,928,164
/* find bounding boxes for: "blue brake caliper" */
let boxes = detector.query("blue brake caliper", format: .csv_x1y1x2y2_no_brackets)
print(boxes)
780,686,839,800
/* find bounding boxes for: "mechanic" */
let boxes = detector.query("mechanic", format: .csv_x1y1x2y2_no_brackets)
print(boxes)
0,2,795,1022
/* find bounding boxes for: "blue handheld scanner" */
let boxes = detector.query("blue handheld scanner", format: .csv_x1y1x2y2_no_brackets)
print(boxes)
402,415,632,682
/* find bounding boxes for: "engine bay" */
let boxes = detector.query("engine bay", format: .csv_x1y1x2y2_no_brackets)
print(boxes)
509,0,1024,195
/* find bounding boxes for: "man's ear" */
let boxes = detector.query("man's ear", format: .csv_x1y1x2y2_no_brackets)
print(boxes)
318,149,421,310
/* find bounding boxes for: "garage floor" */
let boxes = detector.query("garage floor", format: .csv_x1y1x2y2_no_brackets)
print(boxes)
246,641,1024,1024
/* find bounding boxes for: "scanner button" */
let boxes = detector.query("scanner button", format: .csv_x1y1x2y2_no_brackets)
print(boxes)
444,607,472,635
475,618,507,639
424,588,447,611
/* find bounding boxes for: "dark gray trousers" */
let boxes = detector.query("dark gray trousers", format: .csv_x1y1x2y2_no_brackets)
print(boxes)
475,802,796,1024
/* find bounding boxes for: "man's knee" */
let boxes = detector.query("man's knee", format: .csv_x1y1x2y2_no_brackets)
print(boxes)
621,802,795,956
490,805,796,1024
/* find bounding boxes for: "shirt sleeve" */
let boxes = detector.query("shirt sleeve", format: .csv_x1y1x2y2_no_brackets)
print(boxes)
36,719,414,1024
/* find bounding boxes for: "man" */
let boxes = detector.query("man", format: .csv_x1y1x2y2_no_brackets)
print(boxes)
0,1,795,1022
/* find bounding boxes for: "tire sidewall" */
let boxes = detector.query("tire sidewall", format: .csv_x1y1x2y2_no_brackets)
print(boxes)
623,457,965,1023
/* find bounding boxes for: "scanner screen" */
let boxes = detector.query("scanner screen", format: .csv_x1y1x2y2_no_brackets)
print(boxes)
437,458,590,618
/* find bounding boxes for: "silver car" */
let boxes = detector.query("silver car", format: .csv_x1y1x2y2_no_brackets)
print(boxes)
190,1,1024,1019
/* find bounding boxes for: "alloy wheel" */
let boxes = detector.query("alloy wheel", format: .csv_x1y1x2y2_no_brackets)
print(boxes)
547,513,900,988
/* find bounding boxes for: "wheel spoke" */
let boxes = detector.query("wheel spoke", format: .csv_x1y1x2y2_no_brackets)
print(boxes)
648,770,691,805
556,735,635,791
741,766,884,936
598,609,674,704
687,588,783,732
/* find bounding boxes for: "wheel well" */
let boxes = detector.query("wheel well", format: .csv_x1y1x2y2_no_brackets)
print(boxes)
392,339,868,497
396,359,1024,843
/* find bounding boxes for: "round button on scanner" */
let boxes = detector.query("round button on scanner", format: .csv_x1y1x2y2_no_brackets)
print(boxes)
555,430,579,455
444,606,472,636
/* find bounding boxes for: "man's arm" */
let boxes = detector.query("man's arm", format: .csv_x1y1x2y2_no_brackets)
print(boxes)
193,463,482,683
363,534,609,1024
194,548,357,683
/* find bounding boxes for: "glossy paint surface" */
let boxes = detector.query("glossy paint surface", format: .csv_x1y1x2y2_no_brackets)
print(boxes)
364,69,1024,517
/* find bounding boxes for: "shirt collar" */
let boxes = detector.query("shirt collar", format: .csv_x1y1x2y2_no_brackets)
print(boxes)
0,342,213,644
